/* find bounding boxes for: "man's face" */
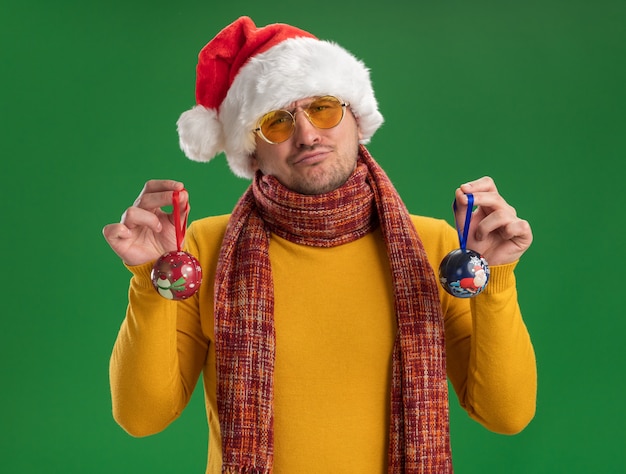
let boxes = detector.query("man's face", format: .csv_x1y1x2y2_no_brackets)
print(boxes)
251,97,363,195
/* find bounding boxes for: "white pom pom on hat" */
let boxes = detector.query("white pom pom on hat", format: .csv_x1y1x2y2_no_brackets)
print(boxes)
177,16,384,179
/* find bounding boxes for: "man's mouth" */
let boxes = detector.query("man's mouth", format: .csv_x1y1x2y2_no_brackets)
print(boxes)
293,148,331,166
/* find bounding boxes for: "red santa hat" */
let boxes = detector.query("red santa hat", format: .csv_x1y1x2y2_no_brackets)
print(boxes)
176,16,384,179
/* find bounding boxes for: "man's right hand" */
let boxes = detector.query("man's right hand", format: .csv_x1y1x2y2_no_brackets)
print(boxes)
102,180,188,266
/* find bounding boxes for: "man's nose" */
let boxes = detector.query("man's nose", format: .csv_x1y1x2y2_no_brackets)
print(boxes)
292,110,320,147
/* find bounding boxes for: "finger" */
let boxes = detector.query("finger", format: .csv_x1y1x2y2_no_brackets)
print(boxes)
102,223,132,244
120,206,163,232
459,176,498,194
454,187,470,207
452,188,480,232
177,188,190,213
498,218,533,245
133,189,189,212
460,189,512,219
473,209,526,242
132,180,186,209
159,187,189,226
141,179,185,194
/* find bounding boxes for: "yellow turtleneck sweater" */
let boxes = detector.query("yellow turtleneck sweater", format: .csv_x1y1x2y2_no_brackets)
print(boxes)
110,214,536,473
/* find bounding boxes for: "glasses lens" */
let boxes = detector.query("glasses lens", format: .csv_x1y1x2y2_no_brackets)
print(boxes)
306,96,345,129
259,110,294,143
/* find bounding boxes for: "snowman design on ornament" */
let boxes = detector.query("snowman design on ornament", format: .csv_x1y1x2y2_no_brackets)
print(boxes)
154,275,187,300
151,251,202,301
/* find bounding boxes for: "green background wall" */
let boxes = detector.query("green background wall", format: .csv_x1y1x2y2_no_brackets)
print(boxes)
2,0,624,472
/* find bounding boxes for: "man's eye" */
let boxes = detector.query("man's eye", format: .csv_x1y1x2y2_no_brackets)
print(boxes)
269,116,290,127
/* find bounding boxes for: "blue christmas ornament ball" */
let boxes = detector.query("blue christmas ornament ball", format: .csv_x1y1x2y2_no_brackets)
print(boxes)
439,249,490,298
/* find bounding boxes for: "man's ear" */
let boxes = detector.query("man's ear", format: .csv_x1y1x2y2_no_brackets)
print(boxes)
249,154,260,173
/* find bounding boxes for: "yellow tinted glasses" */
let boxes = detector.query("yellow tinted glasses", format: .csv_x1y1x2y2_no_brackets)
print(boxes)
254,96,349,144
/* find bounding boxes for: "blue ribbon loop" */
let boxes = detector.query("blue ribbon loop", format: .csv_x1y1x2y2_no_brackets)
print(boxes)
453,193,474,251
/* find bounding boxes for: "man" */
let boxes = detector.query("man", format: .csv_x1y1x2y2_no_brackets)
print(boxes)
103,16,536,474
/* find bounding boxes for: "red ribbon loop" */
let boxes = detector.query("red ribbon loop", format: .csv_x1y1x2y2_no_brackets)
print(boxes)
172,189,188,252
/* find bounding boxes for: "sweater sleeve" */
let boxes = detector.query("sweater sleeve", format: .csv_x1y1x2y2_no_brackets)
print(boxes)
109,254,209,437
445,263,537,434
413,216,537,434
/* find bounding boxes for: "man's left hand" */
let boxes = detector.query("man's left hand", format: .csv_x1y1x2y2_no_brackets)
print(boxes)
453,176,533,266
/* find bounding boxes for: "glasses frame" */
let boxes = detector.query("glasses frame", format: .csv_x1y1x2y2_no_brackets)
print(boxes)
253,96,349,145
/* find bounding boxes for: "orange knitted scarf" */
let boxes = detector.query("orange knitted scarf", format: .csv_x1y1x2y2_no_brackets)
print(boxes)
214,146,452,473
